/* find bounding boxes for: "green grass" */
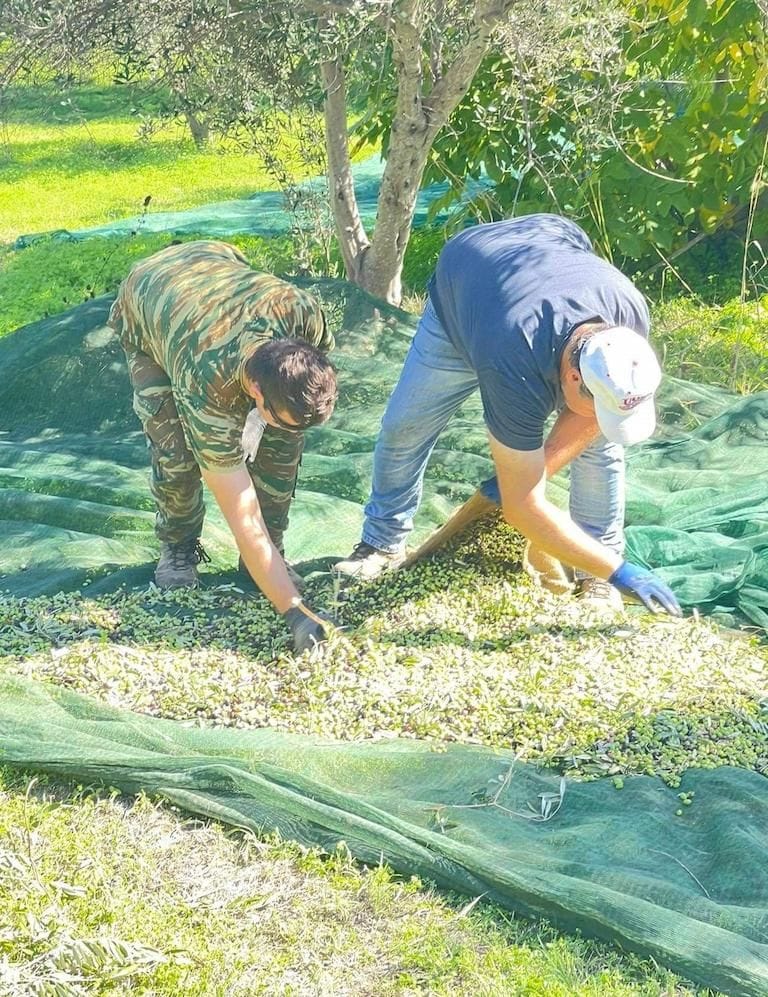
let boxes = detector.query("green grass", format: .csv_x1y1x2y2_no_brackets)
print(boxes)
0,82,304,242
0,116,277,243
0,233,298,336
2,79,167,124
653,294,768,394
0,80,345,337
0,774,700,996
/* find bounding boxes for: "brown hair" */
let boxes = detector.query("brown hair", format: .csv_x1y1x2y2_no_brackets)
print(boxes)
244,338,337,428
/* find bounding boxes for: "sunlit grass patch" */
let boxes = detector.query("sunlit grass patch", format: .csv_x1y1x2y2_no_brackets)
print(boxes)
0,75,332,245
0,772,708,995
653,295,768,394
0,116,281,243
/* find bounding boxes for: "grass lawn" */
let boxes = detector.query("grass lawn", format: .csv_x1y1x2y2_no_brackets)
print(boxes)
0,115,266,239
0,773,698,997
0,82,301,241
0,79,766,995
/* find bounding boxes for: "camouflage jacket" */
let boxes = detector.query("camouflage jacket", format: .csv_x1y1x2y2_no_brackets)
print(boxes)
108,240,333,470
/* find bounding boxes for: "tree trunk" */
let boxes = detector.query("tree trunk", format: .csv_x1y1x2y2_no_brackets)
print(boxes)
321,55,370,284
321,1,512,306
353,0,430,303
184,109,210,148
356,133,433,303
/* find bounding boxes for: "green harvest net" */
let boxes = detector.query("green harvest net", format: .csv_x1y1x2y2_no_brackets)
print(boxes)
1,676,768,996
13,154,492,247
2,281,768,994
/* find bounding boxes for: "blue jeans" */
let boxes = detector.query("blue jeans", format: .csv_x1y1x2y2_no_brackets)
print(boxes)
362,300,625,564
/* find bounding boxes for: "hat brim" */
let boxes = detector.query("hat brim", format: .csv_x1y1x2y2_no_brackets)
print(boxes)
595,397,656,446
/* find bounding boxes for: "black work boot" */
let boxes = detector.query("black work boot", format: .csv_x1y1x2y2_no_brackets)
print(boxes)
155,540,211,590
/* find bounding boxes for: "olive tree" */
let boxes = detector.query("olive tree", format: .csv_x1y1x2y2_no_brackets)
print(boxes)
2,0,520,302
2,0,634,301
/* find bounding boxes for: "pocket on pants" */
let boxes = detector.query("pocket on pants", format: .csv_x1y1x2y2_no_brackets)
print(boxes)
132,389,168,426
133,389,191,469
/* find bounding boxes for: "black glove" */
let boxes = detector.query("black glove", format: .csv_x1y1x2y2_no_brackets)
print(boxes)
608,561,681,616
283,602,335,652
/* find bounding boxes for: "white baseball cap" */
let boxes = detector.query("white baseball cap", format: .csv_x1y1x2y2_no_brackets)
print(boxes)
579,328,662,446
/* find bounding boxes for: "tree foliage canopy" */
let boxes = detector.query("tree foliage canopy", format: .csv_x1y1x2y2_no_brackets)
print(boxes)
365,0,768,267
2,0,765,288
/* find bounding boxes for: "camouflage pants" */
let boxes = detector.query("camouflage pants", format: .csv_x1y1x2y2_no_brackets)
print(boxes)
124,346,303,549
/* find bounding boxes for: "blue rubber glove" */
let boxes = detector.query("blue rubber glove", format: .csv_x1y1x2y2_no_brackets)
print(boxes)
480,476,501,505
608,561,681,616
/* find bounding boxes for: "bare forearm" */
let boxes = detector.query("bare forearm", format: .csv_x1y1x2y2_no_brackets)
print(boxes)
235,525,299,613
505,496,622,580
202,466,299,614
544,408,601,477
489,432,622,579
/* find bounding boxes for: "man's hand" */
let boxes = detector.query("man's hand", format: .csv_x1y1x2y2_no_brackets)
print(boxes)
608,561,681,616
487,433,623,581
283,602,336,652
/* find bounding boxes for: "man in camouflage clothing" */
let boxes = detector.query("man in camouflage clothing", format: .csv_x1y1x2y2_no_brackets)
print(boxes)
108,240,337,652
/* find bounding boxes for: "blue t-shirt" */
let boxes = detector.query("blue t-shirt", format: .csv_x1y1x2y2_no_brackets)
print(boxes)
427,214,650,451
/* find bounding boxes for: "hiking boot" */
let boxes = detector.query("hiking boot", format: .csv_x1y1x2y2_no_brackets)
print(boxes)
333,541,405,581
238,555,304,591
155,539,211,590
577,576,624,611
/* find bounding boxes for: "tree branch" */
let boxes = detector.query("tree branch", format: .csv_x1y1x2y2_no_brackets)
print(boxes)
426,0,513,130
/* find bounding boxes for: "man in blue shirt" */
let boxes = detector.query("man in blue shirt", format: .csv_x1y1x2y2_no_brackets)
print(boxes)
335,214,680,615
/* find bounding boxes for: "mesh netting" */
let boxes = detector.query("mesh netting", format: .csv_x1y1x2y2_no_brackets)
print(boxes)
1,675,767,997
1,280,767,630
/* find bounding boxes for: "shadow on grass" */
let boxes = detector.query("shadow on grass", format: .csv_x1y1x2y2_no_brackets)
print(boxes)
2,136,207,180
2,82,171,125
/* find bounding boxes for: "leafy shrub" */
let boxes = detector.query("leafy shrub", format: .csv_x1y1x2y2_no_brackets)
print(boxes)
401,227,447,294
